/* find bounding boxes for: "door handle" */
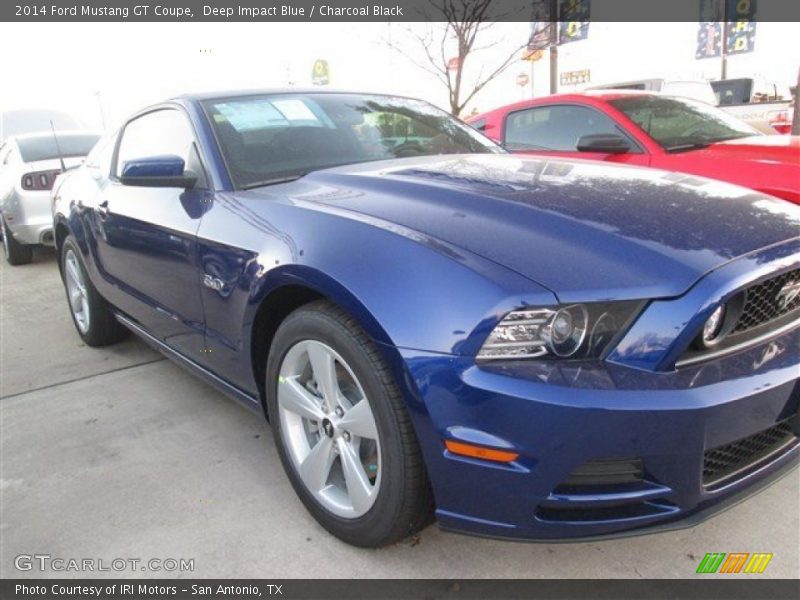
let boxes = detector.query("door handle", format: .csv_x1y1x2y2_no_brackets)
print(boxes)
97,200,110,218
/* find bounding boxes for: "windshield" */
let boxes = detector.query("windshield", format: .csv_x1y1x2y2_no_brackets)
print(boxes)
202,93,502,189
608,95,759,152
16,133,100,163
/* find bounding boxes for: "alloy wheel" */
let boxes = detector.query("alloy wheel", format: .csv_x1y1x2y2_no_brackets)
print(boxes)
64,249,91,334
277,339,381,518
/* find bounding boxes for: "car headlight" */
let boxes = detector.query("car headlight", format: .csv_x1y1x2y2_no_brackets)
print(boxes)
477,301,644,360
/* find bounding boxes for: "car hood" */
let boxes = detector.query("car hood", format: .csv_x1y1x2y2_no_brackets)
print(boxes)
695,134,800,162
289,154,800,301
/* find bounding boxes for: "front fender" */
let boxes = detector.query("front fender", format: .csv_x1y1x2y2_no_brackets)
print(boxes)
212,192,556,356
196,191,556,394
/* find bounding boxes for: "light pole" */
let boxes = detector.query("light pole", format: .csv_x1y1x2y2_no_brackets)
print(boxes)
549,0,558,94
720,7,728,80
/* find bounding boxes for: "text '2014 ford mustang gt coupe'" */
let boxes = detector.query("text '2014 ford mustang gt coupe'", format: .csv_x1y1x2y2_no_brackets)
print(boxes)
52,91,800,547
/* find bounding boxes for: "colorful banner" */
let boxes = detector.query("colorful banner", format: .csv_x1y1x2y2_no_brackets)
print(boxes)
696,21,722,58
696,0,756,58
559,0,590,44
528,0,589,49
527,0,554,52
528,21,552,51
726,19,757,54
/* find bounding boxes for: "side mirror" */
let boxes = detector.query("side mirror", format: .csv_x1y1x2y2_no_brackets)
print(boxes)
119,155,197,189
576,134,631,154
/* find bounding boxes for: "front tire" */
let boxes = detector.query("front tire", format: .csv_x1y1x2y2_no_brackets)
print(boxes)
2,216,33,265
266,300,433,547
60,235,128,346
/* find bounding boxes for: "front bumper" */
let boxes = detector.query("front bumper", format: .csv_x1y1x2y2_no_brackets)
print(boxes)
2,189,54,245
400,326,800,541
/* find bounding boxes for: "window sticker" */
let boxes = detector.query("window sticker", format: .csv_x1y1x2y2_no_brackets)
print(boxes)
213,99,328,131
272,99,320,123
214,101,288,132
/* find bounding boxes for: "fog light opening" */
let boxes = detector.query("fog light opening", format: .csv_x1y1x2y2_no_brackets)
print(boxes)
702,304,726,345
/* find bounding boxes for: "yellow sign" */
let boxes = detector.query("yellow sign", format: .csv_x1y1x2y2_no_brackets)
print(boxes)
312,59,330,86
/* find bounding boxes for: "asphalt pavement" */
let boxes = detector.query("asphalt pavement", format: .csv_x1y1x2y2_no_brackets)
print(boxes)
1,247,798,578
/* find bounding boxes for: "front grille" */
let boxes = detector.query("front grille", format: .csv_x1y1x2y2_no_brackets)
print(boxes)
733,269,800,334
703,420,797,487
677,268,800,367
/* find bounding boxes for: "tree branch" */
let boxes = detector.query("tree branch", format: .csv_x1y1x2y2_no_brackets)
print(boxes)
383,1,528,115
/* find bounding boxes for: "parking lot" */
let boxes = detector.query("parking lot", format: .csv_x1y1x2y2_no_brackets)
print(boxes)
1,248,798,579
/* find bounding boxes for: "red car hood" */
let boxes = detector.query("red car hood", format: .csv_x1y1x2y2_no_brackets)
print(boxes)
656,135,800,203
693,135,800,162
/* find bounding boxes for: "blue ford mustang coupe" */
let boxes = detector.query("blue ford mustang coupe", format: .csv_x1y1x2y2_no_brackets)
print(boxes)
52,90,800,547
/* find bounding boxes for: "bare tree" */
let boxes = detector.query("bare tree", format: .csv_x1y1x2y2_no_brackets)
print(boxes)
386,1,528,116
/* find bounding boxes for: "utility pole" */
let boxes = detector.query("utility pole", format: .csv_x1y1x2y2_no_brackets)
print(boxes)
549,0,558,94
792,67,799,135
720,2,728,80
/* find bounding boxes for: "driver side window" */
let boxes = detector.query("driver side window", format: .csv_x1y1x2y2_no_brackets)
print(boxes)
115,109,207,187
505,105,620,151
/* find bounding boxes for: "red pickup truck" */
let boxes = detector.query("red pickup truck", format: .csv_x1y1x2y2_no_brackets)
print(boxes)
468,91,800,203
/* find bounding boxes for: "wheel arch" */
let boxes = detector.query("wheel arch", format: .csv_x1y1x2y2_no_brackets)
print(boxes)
247,264,401,416
53,217,73,276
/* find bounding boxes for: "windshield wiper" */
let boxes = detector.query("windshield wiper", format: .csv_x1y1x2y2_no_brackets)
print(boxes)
240,175,304,190
666,133,753,153
665,141,712,153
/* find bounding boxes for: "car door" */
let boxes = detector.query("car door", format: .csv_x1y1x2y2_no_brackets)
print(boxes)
88,107,210,359
502,104,650,166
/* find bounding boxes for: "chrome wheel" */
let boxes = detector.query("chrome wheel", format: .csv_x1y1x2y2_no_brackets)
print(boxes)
277,340,381,519
64,249,90,334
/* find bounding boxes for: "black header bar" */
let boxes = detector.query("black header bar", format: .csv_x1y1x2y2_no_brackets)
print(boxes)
3,0,800,23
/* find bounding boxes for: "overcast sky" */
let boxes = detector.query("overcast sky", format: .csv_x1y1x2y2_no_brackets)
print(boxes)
0,21,797,130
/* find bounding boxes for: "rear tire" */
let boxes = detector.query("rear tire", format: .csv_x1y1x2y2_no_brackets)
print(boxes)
2,217,33,266
60,235,128,346
266,300,434,547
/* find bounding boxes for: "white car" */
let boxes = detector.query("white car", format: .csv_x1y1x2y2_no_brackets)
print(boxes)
0,132,99,265
587,78,718,106
0,109,82,143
